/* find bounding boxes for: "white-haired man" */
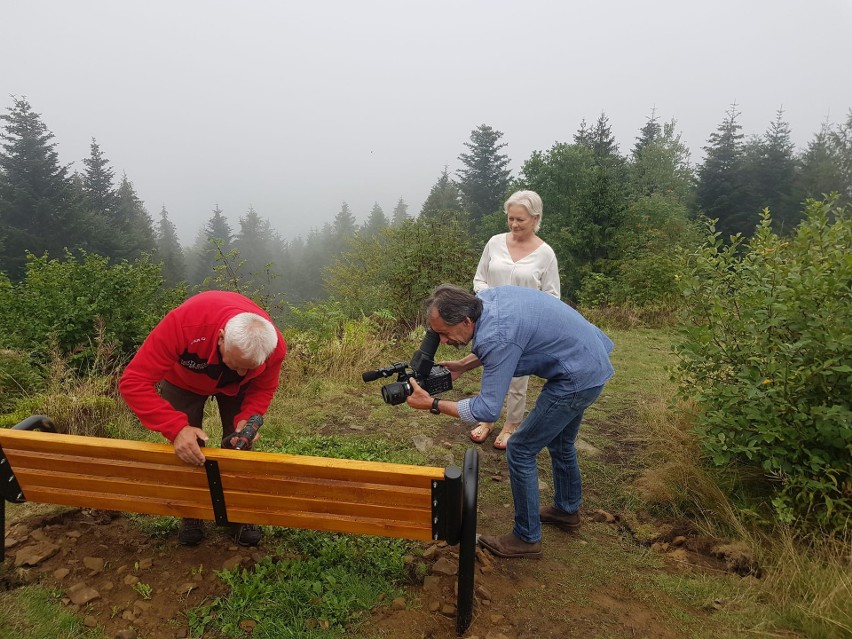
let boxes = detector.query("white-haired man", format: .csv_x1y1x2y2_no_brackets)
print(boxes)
120,290,286,546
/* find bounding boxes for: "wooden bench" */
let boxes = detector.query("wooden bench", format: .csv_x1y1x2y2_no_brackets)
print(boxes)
1,415,479,635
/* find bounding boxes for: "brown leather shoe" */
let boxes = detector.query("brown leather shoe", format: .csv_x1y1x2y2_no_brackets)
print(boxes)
478,532,542,559
540,506,581,532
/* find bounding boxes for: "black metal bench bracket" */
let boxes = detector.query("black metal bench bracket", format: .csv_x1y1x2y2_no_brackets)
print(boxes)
0,444,25,504
204,459,229,526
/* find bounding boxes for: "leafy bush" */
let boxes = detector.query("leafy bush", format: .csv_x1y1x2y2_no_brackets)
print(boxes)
324,213,479,326
577,194,700,310
674,198,851,531
0,250,186,362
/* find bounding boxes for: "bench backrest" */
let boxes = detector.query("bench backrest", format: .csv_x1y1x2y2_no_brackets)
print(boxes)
0,428,447,541
1,421,479,636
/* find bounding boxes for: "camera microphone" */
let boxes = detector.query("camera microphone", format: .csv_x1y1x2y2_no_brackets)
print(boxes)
362,370,383,382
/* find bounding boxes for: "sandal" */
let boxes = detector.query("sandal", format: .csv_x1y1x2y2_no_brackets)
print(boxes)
493,424,519,450
469,423,494,443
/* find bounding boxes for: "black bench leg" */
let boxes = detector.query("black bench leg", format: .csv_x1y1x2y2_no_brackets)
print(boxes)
1,498,5,562
456,448,479,636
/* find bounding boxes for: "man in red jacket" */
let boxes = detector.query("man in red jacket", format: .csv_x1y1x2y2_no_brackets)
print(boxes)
120,290,287,547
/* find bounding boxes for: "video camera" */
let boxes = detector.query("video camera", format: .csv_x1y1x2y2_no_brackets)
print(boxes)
362,329,452,405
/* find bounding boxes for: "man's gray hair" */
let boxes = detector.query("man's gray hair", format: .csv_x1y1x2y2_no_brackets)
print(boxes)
222,312,278,366
425,284,483,326
504,190,544,232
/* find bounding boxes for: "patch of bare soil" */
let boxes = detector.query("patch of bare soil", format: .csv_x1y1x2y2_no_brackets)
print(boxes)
4,508,255,639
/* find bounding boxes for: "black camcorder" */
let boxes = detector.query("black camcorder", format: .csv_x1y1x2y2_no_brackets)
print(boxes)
362,329,452,405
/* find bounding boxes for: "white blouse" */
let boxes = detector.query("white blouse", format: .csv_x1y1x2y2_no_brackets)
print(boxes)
473,233,560,298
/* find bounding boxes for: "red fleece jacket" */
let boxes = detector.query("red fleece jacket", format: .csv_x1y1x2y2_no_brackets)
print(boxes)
119,291,287,441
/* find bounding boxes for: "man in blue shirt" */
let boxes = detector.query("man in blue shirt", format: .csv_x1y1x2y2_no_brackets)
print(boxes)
406,284,614,559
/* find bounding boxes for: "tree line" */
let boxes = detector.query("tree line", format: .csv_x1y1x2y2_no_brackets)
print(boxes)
1,96,850,315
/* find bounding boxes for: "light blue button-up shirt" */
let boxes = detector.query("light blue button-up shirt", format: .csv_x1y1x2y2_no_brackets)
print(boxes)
456,286,614,425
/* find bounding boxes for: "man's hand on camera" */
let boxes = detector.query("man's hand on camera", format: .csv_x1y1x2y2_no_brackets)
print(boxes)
439,360,466,381
174,425,208,466
405,378,433,410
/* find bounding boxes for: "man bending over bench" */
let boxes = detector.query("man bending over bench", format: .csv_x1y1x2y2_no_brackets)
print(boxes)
119,291,287,547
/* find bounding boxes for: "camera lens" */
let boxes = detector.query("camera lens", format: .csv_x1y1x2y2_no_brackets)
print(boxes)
381,381,411,405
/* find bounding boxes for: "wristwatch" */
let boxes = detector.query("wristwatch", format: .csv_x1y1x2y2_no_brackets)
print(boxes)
429,398,441,415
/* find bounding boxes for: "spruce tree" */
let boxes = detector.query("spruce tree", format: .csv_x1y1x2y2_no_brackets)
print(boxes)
330,202,356,254
192,205,233,284
575,113,628,264
82,138,116,216
588,112,620,161
420,167,463,220
797,124,842,201
362,202,388,237
457,124,511,222
756,109,799,232
155,205,186,286
0,97,73,278
629,119,695,203
827,110,852,203
632,109,661,160
391,197,409,226
697,104,753,237
112,174,156,260
233,206,286,301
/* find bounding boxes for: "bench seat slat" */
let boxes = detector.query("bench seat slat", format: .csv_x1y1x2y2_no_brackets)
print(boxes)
18,487,434,541
14,469,431,523
5,450,433,508
0,430,444,487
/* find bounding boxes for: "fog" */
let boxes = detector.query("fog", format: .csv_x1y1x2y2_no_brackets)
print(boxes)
2,0,851,243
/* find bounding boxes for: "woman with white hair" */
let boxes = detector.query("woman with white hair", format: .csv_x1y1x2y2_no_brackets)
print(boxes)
470,190,560,449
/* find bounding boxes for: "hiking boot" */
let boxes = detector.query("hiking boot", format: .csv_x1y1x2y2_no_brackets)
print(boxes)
231,523,262,547
540,505,581,532
178,518,205,546
478,532,542,559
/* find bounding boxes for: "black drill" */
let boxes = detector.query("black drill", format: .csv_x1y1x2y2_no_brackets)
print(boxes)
222,414,263,450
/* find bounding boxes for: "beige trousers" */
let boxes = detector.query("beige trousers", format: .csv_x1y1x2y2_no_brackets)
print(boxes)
504,375,529,424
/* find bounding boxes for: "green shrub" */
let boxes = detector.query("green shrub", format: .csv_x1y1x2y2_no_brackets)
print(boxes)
0,250,186,362
674,198,851,532
324,214,479,326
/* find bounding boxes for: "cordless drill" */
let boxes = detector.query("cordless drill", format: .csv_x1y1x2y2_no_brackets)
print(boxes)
222,414,263,450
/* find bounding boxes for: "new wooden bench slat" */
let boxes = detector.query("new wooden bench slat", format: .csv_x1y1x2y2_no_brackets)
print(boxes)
1,417,479,635
16,487,432,539
2,430,442,487
7,449,432,507
13,470,431,524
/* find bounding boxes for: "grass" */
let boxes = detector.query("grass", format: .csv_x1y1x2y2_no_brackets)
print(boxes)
0,586,105,639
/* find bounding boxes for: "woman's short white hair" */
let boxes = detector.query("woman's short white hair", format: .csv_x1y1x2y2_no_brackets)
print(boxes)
504,190,544,232
222,312,278,367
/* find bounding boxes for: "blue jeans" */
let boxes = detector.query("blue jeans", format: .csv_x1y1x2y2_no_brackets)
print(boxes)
505,384,604,543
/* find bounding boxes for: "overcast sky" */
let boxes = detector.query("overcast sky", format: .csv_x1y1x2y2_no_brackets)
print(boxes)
3,0,851,244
